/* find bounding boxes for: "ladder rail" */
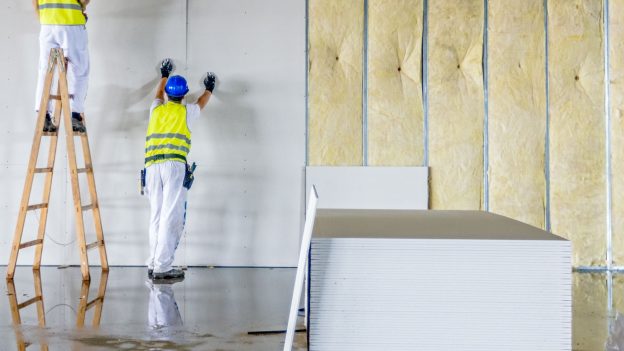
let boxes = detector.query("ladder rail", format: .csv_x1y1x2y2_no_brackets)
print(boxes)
33,92,61,269
57,52,91,281
6,52,58,279
80,132,109,270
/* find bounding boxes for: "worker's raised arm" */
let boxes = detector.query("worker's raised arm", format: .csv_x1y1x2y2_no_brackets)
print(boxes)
79,0,90,8
156,59,174,100
32,0,39,16
196,72,216,110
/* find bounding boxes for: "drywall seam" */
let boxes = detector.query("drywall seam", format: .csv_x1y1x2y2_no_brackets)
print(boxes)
605,0,612,269
367,0,424,166
308,0,364,165
422,0,429,167
544,0,551,232
306,0,309,166
363,0,368,166
185,0,189,69
483,0,489,211
428,0,484,210
549,0,606,266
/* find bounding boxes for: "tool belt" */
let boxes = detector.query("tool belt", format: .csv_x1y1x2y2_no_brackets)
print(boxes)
183,162,197,190
140,162,196,195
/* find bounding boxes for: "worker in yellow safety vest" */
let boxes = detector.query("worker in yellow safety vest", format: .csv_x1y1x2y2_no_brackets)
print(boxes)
144,58,216,281
33,0,89,133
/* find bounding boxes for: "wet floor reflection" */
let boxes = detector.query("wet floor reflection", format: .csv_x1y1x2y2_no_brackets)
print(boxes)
146,280,182,330
1,267,306,351
6,269,108,350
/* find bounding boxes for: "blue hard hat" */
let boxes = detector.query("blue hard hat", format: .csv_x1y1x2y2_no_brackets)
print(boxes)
165,75,189,98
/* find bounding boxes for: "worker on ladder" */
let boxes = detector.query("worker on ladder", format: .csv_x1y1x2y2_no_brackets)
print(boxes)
33,0,89,133
144,59,216,280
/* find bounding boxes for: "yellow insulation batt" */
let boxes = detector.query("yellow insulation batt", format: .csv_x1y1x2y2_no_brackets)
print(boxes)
548,0,605,267
611,0,624,265
487,0,546,229
428,0,484,209
308,0,364,165
367,0,424,166
573,274,608,350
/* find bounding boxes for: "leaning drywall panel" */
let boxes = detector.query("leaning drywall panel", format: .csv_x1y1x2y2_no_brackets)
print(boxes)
611,0,624,265
367,0,424,166
305,166,428,209
488,0,546,229
308,0,364,165
428,0,484,210
548,0,605,266
185,0,305,266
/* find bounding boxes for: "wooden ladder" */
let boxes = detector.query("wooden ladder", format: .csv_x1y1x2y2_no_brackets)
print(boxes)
6,48,108,281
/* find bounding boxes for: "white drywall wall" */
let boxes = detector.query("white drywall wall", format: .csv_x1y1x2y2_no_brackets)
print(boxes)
0,0,306,267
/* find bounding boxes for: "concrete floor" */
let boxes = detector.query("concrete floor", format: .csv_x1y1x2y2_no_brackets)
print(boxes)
0,267,620,351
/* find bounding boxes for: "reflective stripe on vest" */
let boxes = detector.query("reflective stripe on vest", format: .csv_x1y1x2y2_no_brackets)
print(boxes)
38,0,86,25
145,102,191,167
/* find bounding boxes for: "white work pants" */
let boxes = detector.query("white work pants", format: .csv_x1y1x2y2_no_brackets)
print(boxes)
145,161,187,273
35,25,89,114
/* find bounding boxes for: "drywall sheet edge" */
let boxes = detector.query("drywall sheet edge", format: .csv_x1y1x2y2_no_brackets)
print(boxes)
611,0,624,265
308,0,364,165
367,0,424,166
428,0,485,210
488,0,546,229
548,0,606,266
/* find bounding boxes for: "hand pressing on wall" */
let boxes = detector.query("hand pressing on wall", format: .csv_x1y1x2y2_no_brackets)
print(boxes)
196,72,217,110
160,58,174,78
204,72,216,93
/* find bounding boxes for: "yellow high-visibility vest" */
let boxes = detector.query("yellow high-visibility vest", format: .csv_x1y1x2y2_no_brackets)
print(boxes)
145,102,191,167
38,0,86,26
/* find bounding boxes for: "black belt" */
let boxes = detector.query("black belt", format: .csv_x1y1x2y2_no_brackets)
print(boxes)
145,153,186,164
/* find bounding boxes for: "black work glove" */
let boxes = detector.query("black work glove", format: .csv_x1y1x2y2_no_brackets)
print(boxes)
160,58,173,78
204,72,216,92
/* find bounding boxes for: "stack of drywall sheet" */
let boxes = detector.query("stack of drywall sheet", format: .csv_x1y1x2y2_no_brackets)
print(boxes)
308,210,571,351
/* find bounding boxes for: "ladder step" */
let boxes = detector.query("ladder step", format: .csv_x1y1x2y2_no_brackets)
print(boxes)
19,239,43,249
42,132,58,137
81,204,95,211
77,167,91,174
86,240,103,251
26,203,48,211
86,297,104,310
49,95,61,100
34,167,53,173
17,296,42,310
